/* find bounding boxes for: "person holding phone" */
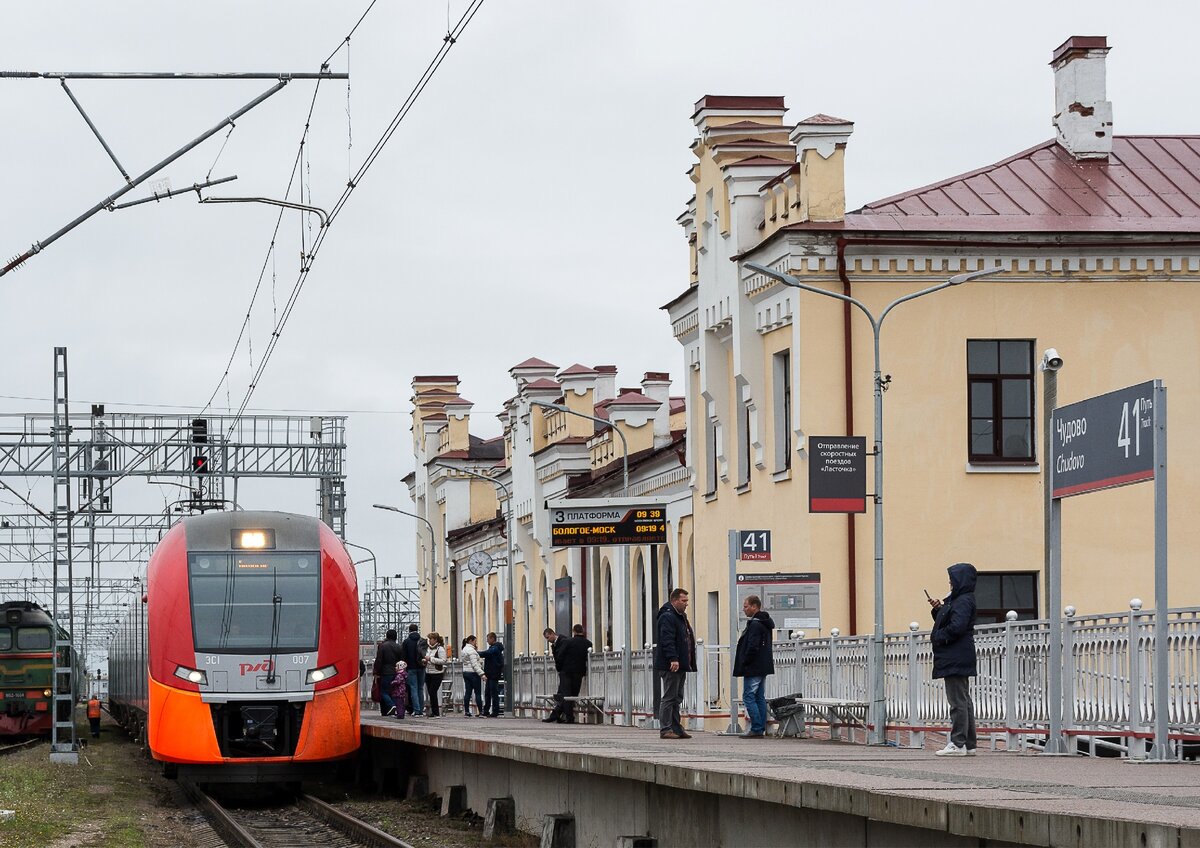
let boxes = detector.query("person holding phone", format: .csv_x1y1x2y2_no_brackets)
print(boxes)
928,562,979,756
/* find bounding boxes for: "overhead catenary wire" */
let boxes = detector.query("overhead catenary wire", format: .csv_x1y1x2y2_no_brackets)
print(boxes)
196,77,329,417
220,0,488,436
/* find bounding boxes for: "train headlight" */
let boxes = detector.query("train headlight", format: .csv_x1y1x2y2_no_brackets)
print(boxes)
43,688,52,698
232,529,276,550
173,665,208,685
305,664,338,684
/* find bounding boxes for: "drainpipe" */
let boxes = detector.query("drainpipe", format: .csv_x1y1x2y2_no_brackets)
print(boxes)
836,236,858,636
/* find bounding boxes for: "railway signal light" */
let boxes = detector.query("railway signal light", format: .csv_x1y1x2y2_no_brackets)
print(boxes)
192,453,209,474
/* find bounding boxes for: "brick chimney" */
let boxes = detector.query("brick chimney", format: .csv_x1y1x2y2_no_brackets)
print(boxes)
1051,36,1113,160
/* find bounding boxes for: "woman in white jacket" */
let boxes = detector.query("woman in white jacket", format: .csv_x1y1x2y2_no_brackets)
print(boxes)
460,635,485,717
424,632,448,717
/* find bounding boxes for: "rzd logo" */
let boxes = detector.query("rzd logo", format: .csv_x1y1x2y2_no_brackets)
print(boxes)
238,659,274,676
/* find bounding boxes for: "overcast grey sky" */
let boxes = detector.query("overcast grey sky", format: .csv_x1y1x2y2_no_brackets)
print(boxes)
2,1,1198,580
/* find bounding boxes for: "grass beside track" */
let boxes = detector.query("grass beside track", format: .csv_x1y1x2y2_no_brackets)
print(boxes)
0,710,199,848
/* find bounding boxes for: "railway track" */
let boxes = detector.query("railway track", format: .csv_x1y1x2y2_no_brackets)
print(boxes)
0,738,42,757
183,782,416,848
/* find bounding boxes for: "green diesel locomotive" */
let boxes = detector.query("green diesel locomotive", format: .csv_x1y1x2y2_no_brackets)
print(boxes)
0,601,78,736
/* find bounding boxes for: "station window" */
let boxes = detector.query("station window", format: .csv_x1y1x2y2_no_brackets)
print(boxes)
772,349,792,472
967,340,1035,463
704,414,718,496
974,571,1038,624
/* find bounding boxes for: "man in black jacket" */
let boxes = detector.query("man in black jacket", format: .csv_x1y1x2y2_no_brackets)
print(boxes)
372,629,404,717
543,624,593,723
541,627,567,722
479,632,505,717
653,588,696,740
928,562,978,756
733,595,775,738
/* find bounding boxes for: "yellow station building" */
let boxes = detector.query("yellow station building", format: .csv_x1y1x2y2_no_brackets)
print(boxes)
409,36,1200,652
665,36,1200,638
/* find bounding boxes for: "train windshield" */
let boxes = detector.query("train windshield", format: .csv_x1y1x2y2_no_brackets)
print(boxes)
16,627,52,650
188,553,321,653
0,628,9,650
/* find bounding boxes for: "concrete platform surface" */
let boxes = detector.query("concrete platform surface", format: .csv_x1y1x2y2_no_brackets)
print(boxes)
362,715,1200,845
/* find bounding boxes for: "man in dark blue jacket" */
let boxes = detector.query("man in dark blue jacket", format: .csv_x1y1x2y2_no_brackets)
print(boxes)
480,632,505,717
400,624,427,716
653,588,696,740
733,595,775,738
929,562,978,756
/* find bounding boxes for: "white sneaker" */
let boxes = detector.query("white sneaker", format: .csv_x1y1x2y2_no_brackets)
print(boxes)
965,748,977,756
935,743,968,757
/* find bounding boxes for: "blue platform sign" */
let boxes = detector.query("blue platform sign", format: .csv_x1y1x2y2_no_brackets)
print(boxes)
1052,381,1157,499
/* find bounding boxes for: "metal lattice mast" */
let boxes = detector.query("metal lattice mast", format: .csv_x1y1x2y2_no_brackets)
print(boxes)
50,347,79,762
316,416,346,539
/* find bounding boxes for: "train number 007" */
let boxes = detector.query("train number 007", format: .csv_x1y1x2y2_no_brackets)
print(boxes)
292,655,310,664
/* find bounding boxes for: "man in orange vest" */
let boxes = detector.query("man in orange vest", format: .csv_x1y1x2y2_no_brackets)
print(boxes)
86,694,102,738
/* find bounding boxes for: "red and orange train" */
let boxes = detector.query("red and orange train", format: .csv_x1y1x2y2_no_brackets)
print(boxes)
109,511,360,781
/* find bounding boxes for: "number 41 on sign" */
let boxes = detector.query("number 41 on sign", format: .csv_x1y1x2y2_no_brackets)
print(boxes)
739,530,771,561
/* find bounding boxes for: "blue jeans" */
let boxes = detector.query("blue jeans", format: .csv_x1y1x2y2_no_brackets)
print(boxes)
407,667,426,715
463,672,483,715
379,673,397,716
743,676,768,734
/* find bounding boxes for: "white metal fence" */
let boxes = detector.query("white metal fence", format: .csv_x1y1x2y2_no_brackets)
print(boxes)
425,604,1200,757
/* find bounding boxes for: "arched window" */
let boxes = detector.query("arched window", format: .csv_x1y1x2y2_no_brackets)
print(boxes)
635,550,646,648
603,561,613,651
519,575,529,654
491,586,500,640
685,536,695,598
538,570,549,631
465,595,474,643
662,546,674,599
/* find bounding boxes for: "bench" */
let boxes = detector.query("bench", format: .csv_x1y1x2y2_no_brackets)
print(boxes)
537,694,607,724
771,694,869,742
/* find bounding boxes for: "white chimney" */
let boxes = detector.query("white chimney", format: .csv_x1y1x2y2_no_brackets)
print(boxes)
640,372,673,448
1051,36,1113,160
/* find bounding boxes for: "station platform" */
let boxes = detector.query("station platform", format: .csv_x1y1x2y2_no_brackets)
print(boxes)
360,714,1200,847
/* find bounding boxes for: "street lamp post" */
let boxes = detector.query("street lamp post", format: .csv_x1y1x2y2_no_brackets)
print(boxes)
745,260,1001,744
529,400,629,492
431,460,516,716
530,399,636,725
372,504,438,632
343,539,380,643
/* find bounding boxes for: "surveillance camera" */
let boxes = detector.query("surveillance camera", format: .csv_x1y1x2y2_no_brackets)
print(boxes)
1041,348,1063,371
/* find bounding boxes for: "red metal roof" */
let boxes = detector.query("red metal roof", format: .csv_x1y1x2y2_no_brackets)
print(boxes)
692,95,786,117
558,363,598,377
523,378,561,390
796,113,853,125
804,137,1200,233
510,357,557,370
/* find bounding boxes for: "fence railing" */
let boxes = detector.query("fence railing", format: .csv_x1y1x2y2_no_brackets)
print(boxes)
411,605,1200,757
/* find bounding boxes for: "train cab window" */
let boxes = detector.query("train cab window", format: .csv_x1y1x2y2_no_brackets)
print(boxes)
188,553,321,653
16,627,52,651
0,628,10,650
